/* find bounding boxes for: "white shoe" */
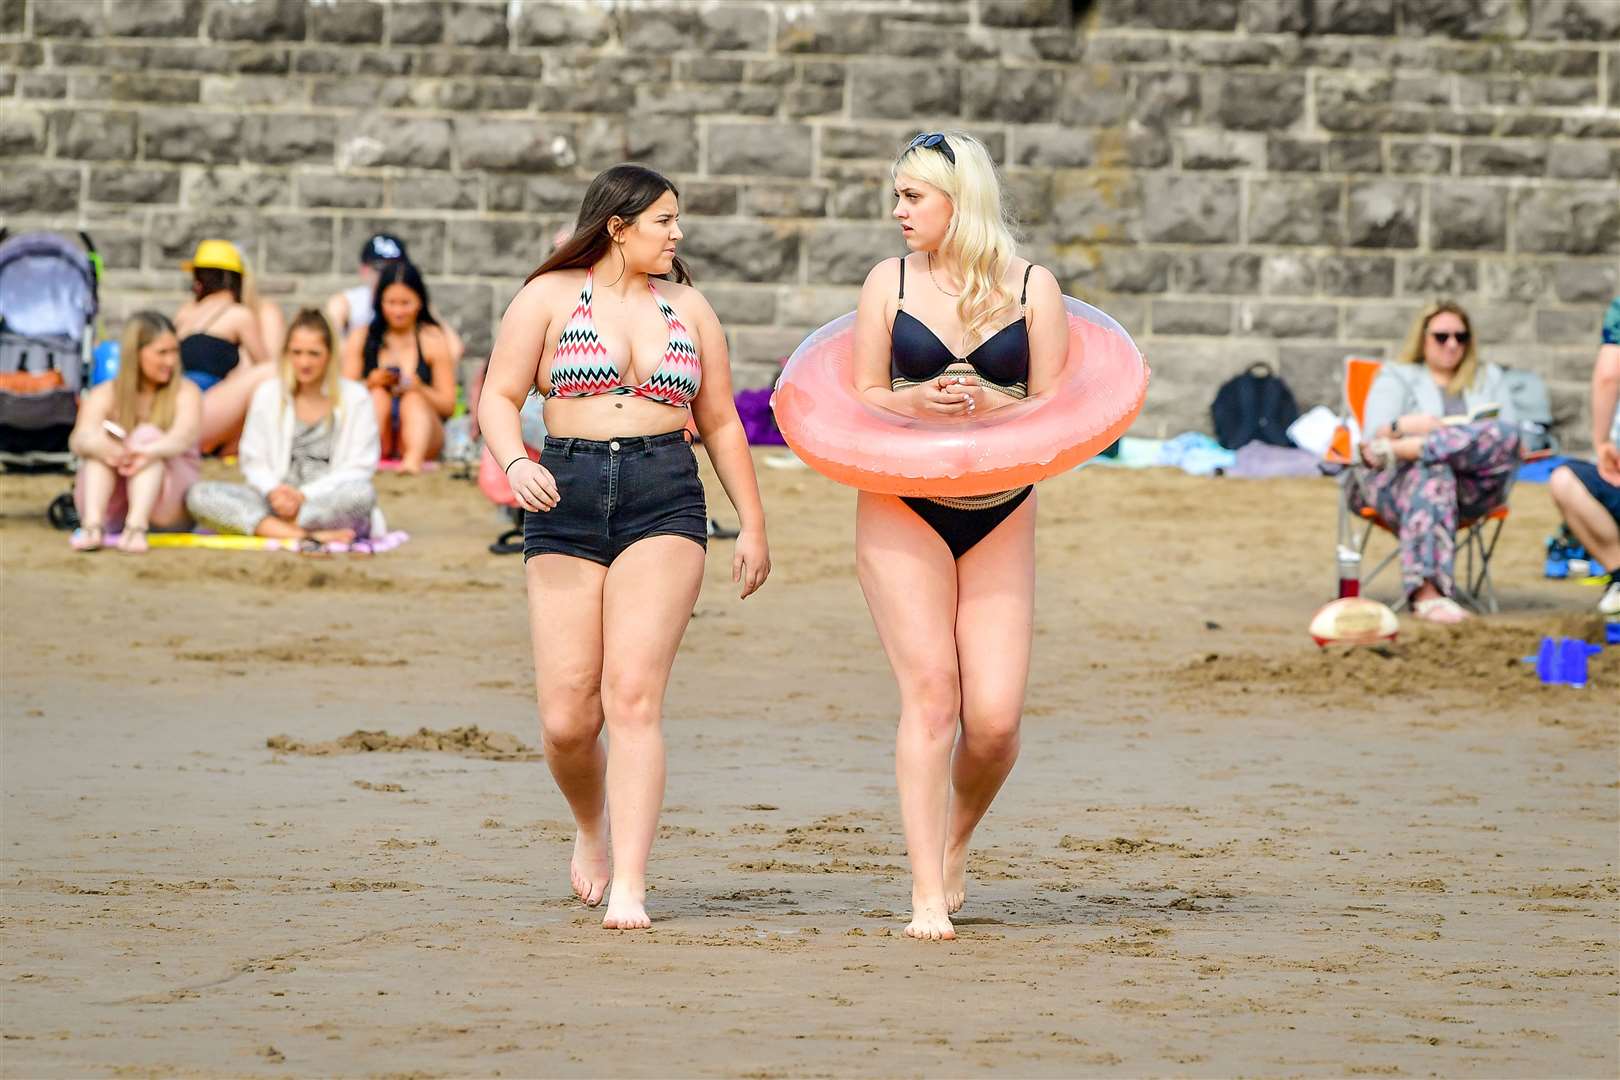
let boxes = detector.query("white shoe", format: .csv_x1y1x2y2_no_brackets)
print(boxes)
1600,579,1620,617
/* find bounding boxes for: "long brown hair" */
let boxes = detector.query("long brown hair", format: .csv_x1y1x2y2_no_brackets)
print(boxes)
113,311,182,433
524,164,691,286
1397,299,1479,397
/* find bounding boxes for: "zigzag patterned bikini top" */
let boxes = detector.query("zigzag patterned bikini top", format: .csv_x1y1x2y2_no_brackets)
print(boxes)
545,269,701,408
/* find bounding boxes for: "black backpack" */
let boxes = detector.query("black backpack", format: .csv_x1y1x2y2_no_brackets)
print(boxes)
1211,363,1300,449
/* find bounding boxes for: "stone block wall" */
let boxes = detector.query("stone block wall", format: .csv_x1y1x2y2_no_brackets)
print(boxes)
2,0,1617,441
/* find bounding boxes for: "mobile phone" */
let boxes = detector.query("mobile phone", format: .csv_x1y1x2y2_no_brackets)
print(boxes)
102,420,127,441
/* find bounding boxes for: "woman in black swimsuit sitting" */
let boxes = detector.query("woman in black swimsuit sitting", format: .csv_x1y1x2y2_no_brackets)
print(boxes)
171,239,273,454
340,259,456,474
849,131,1068,941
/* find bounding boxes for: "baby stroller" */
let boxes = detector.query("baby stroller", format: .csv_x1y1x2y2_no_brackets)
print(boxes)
0,229,100,476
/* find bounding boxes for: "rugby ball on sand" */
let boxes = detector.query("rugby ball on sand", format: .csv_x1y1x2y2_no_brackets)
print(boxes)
1309,597,1399,647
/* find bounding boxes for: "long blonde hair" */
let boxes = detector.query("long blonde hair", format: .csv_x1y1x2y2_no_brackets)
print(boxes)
892,130,1021,350
112,311,182,433
279,308,342,407
1398,300,1479,397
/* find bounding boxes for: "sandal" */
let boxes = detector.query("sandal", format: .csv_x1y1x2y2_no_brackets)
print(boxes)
69,526,103,552
115,526,149,554
1413,596,1470,624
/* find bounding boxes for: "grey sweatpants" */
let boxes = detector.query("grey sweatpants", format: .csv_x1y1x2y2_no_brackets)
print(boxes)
186,479,376,537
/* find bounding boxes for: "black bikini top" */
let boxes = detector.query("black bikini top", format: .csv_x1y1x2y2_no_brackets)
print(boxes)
890,259,1034,395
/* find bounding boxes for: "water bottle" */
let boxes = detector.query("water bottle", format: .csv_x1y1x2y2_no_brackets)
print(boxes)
1336,545,1361,598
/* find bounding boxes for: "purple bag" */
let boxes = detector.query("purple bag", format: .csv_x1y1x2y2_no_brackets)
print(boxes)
735,386,786,445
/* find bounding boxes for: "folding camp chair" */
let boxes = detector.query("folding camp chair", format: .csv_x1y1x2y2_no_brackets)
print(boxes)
1323,356,1529,614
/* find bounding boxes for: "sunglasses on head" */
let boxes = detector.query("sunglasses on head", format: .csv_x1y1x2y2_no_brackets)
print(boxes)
907,132,956,166
1430,330,1469,345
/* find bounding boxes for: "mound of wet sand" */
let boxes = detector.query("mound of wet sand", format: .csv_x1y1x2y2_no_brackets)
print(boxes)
267,725,541,761
1177,613,1617,701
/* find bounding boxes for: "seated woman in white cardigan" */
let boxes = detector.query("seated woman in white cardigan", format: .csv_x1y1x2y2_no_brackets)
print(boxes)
187,309,381,544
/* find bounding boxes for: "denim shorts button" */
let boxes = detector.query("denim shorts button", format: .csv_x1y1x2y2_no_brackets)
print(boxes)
609,440,620,451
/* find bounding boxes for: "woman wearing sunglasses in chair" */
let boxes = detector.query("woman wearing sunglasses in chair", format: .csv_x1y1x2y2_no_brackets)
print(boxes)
1354,301,1524,624
844,131,1067,941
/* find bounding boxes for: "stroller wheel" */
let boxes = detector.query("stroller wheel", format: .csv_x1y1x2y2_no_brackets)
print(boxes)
47,492,79,531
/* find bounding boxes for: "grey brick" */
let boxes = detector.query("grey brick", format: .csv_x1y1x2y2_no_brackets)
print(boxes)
244,114,336,165
185,168,290,209
297,173,385,210
1552,260,1619,304
708,124,813,178
682,221,800,282
1174,251,1262,294
207,0,306,41
311,0,383,42
341,115,452,170
107,0,205,37
89,166,181,205
1399,257,1478,296
850,63,960,119
0,107,46,156
1514,186,1620,255
1244,301,1339,338
512,1,611,46
1153,300,1232,335
1430,183,1507,250
1322,256,1395,297
1347,180,1421,248
141,109,242,164
0,166,81,213
388,1,444,43
1248,179,1343,246
391,174,480,212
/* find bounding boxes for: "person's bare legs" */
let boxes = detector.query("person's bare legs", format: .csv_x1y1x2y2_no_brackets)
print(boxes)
75,458,117,538
369,388,397,460
856,492,962,942
1549,466,1620,570
199,364,276,454
396,390,445,473
115,461,166,552
525,553,612,906
597,535,705,929
945,494,1035,914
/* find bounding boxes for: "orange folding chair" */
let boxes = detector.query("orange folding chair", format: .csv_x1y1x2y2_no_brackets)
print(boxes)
1323,357,1519,614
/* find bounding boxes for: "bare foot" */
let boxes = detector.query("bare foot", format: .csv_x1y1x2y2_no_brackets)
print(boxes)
600,884,651,930
944,842,968,915
398,458,424,475
904,893,956,941
569,826,610,907
308,527,357,545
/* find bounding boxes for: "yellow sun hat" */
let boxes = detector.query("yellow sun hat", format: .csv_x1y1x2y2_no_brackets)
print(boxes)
182,238,244,275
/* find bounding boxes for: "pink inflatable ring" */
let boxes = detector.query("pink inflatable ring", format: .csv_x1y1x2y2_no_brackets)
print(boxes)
770,296,1149,498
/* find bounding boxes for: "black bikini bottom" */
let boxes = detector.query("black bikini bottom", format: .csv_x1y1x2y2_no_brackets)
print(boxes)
901,486,1032,560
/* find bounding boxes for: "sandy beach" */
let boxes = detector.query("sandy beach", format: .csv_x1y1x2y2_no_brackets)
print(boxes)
2,454,1615,1078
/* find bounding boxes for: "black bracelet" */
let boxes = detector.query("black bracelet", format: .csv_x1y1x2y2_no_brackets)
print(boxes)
502,457,524,474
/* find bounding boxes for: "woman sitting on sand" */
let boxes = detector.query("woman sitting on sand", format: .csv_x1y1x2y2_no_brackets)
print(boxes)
340,259,456,474
68,312,203,553
186,309,380,546
172,240,275,454
1353,300,1524,624
846,131,1068,941
479,164,770,930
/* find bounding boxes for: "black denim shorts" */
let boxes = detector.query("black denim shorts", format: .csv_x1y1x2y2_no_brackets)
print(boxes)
523,430,708,565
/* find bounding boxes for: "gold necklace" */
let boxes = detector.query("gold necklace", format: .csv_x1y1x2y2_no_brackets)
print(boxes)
926,252,960,298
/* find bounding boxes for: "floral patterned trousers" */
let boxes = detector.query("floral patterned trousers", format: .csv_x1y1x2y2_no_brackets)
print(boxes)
1350,419,1522,597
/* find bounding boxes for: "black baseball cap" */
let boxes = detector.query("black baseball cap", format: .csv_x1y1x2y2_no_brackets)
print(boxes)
360,233,407,266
